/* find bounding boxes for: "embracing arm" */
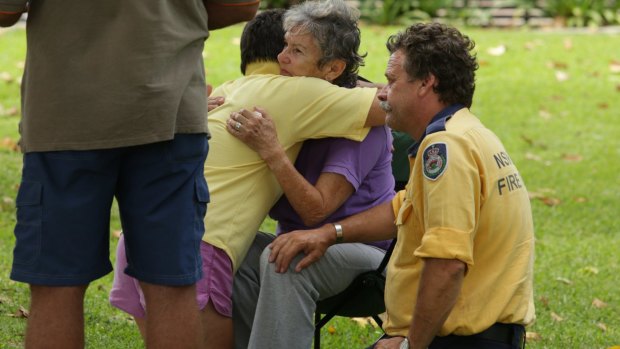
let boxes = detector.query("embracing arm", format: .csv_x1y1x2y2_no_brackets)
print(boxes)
262,157,354,227
227,108,355,226
204,1,259,30
364,88,387,127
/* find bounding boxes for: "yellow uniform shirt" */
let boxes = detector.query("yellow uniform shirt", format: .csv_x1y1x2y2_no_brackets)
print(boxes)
204,62,376,270
384,107,535,336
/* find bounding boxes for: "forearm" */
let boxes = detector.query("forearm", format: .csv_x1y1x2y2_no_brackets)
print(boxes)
408,258,466,349
0,12,23,27
319,201,396,244
263,148,331,226
364,89,387,127
204,1,259,30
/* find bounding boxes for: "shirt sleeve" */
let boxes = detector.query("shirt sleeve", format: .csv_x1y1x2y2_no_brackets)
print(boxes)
284,77,375,142
413,132,480,267
0,0,27,12
321,126,390,190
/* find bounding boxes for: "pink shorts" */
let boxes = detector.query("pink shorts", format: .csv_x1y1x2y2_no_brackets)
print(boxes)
109,235,233,318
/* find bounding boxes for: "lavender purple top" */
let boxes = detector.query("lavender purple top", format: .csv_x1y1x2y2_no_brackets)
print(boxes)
269,125,395,250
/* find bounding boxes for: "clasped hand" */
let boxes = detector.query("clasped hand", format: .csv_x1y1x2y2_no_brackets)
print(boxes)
267,228,331,273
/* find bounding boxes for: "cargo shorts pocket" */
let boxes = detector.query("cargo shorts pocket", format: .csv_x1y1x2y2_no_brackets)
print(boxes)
13,181,43,266
194,176,210,228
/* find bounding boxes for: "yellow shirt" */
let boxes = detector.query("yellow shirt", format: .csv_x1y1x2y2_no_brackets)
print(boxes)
384,108,535,336
204,62,376,270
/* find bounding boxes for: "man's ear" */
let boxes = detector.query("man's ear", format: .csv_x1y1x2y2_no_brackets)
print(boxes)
419,74,437,95
323,59,347,83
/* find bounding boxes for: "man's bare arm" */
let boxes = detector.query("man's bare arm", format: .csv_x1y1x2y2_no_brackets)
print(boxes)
204,1,259,30
408,258,466,349
268,201,397,273
363,88,387,127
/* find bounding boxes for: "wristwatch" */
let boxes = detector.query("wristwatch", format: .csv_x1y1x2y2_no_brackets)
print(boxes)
399,337,409,349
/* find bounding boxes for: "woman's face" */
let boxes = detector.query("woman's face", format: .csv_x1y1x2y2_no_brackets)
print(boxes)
277,31,332,81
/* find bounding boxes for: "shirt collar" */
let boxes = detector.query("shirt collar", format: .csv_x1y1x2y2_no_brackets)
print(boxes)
408,104,465,157
245,61,280,76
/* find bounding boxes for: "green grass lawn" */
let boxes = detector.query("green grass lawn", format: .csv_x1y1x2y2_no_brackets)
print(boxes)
1,22,619,348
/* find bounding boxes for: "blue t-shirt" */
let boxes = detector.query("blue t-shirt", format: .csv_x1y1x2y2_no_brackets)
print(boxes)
269,125,395,250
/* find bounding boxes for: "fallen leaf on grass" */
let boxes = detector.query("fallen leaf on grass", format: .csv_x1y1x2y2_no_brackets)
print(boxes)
351,317,380,328
0,295,11,304
526,332,542,341
592,298,608,308
11,306,29,318
597,102,609,110
573,196,588,203
1,196,15,212
16,61,25,69
606,346,620,349
555,277,573,285
528,188,560,206
550,312,564,322
562,153,583,162
1,137,20,152
538,296,549,308
610,60,620,74
1,106,19,117
524,40,544,51
555,71,569,82
564,38,573,50
231,37,241,46
529,188,562,205
547,61,568,70
525,152,542,161
0,71,13,83
487,45,506,56
327,325,336,334
520,134,547,149
540,196,561,206
597,322,607,332
580,266,599,275
539,109,553,120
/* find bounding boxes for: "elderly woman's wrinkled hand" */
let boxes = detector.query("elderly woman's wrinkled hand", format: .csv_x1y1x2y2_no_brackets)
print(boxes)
226,107,281,160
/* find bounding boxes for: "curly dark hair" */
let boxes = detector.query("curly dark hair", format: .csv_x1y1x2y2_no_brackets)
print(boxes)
386,23,478,108
240,9,286,75
284,0,365,88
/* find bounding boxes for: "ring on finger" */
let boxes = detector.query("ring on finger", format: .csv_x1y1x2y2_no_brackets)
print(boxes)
234,121,242,131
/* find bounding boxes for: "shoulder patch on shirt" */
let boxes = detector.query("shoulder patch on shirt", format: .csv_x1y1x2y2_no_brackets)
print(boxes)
422,143,448,180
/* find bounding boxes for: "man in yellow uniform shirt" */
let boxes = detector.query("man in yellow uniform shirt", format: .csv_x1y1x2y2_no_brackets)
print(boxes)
266,23,535,349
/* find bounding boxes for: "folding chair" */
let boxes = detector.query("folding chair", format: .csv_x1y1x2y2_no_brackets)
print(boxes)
313,239,396,349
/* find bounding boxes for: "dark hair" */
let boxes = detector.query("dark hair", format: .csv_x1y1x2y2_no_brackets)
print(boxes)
386,23,478,108
284,0,365,88
240,9,286,75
